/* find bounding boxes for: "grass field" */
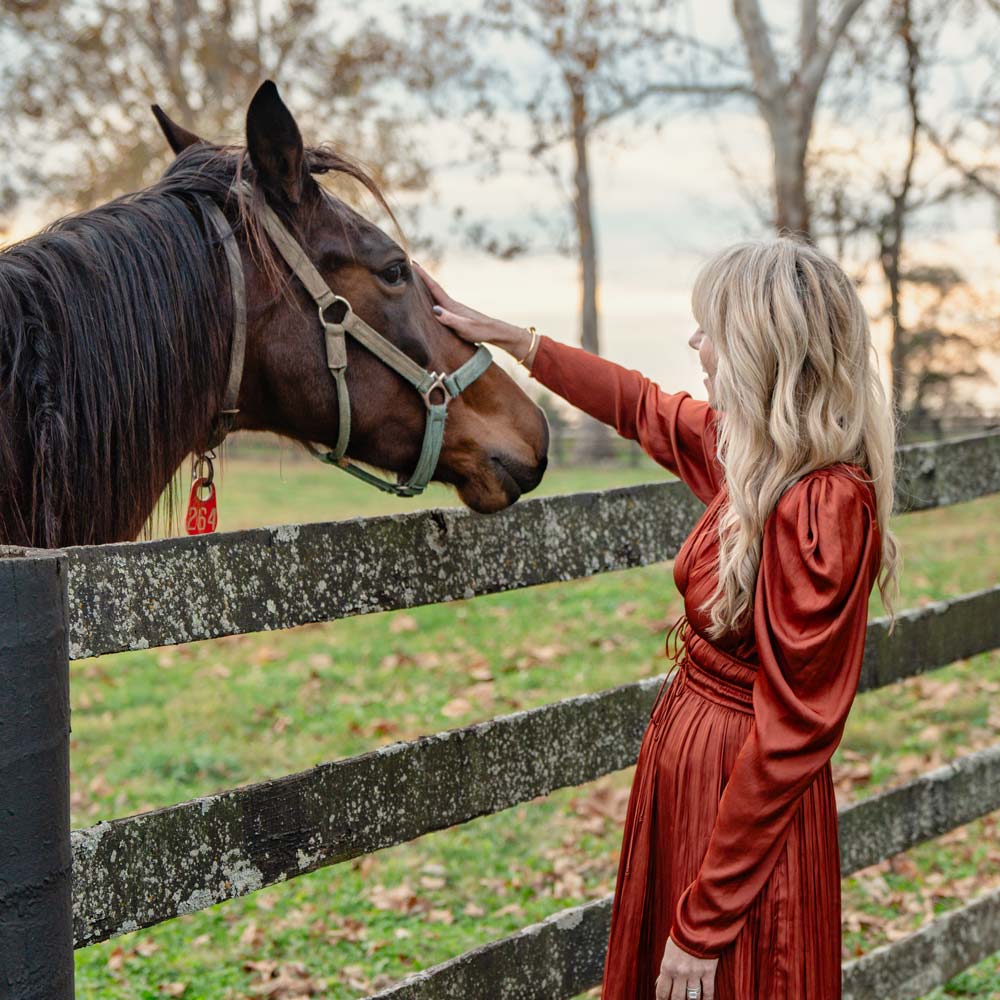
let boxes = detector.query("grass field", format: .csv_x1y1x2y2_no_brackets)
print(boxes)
71,447,1000,998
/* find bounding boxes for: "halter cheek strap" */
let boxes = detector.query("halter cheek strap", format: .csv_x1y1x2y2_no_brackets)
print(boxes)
198,188,494,498
198,198,247,451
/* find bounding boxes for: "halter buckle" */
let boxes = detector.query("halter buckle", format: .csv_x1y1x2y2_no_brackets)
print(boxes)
317,294,352,330
319,295,352,371
420,373,450,408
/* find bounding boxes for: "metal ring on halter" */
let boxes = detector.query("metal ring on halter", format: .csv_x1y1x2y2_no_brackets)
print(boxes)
318,294,352,331
420,373,450,408
192,452,215,487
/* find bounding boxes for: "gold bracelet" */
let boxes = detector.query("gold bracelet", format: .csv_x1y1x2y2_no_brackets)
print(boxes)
516,326,538,366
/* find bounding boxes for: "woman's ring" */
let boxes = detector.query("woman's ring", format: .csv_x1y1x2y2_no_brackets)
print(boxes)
686,988,702,999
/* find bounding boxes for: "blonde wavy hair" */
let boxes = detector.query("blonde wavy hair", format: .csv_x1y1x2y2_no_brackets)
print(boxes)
693,237,902,640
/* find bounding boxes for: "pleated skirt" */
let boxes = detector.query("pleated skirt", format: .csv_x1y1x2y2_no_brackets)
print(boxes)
601,624,843,1000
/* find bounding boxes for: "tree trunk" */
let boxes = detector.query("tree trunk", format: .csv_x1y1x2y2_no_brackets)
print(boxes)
881,227,907,425
770,114,811,237
884,0,920,435
570,81,616,462
734,0,870,242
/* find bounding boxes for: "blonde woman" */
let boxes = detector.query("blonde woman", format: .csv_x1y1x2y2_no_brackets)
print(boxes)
413,237,901,1000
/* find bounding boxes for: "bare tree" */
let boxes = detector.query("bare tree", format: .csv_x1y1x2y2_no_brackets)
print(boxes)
400,0,747,458
810,0,1000,434
730,0,870,236
879,0,923,418
0,0,423,221
920,0,1000,213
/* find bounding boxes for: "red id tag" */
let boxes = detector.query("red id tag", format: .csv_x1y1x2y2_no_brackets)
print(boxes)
185,477,218,535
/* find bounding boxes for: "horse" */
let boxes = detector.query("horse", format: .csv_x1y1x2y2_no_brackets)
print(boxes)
0,81,549,549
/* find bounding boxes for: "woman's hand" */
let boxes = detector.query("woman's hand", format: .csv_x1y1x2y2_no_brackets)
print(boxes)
656,936,718,1000
411,261,534,359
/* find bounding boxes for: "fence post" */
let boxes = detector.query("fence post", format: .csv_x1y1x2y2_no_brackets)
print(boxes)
0,553,74,999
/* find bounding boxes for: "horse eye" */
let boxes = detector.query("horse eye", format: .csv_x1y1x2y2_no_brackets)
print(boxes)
379,262,409,286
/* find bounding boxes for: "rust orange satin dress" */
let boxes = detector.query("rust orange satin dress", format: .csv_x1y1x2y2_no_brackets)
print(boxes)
528,334,881,999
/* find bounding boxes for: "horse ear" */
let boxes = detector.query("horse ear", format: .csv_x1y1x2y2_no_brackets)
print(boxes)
151,105,204,155
246,80,306,206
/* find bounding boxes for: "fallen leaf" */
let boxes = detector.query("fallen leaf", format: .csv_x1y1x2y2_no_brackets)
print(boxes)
389,614,418,634
240,921,264,948
368,883,420,913
440,697,472,718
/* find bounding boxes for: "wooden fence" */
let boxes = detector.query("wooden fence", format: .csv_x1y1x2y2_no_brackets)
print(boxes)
1,427,998,1000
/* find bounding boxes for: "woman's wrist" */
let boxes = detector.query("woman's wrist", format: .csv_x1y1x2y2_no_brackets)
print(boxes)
523,331,541,370
514,327,540,369
489,322,532,357
496,324,538,364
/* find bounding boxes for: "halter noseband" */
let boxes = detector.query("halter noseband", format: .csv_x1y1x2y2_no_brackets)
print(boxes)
197,189,493,497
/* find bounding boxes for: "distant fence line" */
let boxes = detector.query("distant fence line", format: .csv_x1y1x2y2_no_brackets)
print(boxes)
222,409,1000,466
0,427,998,999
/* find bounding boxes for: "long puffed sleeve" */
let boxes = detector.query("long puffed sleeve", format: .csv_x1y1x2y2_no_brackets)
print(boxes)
529,334,723,504
668,468,881,958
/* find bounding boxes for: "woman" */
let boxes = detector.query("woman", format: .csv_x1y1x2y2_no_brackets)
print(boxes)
414,237,902,1000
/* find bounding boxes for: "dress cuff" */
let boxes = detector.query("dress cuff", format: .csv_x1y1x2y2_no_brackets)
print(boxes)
669,883,726,960
525,332,555,378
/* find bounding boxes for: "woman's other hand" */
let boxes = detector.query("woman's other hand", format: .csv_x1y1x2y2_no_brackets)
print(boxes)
656,936,718,1000
412,261,534,360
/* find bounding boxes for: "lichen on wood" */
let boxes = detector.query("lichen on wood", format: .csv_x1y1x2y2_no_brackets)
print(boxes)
71,585,1000,949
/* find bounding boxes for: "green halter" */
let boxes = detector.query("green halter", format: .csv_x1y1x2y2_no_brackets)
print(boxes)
201,188,494,497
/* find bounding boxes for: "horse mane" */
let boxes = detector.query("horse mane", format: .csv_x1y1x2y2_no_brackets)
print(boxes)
0,140,392,547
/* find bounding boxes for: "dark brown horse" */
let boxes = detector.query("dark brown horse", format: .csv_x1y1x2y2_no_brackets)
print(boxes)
0,82,548,548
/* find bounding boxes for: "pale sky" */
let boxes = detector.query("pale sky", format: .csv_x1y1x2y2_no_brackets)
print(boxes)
396,109,1000,410
3,0,998,412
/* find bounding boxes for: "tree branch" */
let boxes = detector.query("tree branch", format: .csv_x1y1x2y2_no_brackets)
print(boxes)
800,0,819,67
925,127,1000,201
732,0,784,106
590,78,754,130
800,0,869,104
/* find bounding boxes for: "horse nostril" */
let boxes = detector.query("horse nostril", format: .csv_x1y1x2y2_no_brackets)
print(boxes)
490,452,545,495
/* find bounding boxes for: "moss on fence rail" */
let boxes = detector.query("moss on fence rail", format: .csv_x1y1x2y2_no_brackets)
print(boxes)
71,585,1000,950
6,426,996,661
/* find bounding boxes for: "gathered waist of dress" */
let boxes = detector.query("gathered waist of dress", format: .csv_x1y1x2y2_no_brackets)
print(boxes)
651,613,758,720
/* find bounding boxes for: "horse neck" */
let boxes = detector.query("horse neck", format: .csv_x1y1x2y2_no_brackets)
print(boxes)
0,192,233,548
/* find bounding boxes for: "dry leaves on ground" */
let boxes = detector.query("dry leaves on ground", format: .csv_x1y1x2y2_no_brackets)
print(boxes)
243,959,325,999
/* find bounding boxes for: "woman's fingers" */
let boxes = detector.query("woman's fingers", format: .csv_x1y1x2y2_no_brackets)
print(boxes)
657,937,716,1000
411,261,455,309
431,305,480,344
415,261,529,353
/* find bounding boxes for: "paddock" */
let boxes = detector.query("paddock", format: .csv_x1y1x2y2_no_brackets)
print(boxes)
1,427,998,1000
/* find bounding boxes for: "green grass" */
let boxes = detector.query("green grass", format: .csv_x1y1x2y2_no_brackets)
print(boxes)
71,450,1000,998
157,441,673,533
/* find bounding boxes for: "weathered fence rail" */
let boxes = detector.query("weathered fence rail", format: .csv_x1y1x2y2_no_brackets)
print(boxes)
359,738,1000,999
363,882,1000,1000
71,583,1000,947
841,886,1000,1000
24,426,1000,659
1,426,998,1000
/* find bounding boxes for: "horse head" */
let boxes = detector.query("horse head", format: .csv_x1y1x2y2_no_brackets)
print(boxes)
154,81,549,515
